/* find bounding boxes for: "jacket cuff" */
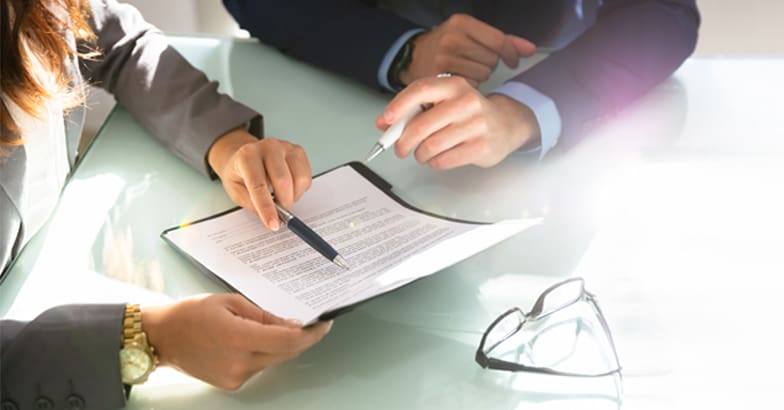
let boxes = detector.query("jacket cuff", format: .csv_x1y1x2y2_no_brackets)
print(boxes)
1,304,128,409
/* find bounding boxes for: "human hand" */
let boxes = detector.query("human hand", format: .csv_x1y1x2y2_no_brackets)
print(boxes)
401,14,536,87
376,76,541,169
207,129,311,231
142,293,332,390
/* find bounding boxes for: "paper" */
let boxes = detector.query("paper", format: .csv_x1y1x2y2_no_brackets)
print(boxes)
163,164,538,325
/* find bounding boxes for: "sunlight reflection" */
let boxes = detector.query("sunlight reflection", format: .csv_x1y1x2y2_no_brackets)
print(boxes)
7,174,173,319
33,173,125,273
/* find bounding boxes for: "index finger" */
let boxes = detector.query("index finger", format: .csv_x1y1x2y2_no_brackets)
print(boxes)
379,76,471,126
236,151,280,231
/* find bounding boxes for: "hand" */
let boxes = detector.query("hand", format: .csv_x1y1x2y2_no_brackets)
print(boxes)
207,129,311,231
400,14,536,87
376,76,541,170
142,294,332,390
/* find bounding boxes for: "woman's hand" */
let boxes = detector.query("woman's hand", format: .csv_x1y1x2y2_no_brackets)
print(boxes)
376,76,541,169
207,129,311,231
142,294,332,390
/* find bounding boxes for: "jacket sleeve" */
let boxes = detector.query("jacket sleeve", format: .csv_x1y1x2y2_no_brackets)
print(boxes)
512,0,700,152
79,0,263,177
1,304,127,410
223,0,423,89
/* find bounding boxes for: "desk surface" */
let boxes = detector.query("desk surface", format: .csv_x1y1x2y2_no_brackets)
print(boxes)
3,36,784,409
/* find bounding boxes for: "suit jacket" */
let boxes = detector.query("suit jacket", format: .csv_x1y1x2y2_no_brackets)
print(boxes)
1,1,262,408
224,0,699,152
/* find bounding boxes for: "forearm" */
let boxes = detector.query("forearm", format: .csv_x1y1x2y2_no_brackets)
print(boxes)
513,0,699,150
1,305,127,409
80,0,262,177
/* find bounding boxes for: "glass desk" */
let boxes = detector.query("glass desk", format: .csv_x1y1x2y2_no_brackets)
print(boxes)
2,36,784,409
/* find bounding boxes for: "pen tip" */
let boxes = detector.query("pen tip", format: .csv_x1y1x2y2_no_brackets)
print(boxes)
334,255,350,271
365,145,383,163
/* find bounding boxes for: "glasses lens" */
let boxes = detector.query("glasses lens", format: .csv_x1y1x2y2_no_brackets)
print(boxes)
535,279,584,318
483,309,526,356
524,303,620,376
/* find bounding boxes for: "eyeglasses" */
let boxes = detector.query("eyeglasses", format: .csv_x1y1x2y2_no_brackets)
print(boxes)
475,277,622,378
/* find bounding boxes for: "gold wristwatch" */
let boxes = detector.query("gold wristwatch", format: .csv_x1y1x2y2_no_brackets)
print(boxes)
119,304,159,385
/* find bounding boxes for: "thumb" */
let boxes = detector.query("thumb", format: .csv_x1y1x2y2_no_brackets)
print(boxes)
499,36,520,69
507,35,537,58
225,294,289,326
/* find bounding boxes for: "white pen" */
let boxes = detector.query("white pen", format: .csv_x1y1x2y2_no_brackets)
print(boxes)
365,102,434,163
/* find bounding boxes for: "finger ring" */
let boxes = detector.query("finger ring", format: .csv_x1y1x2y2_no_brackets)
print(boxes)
436,72,453,78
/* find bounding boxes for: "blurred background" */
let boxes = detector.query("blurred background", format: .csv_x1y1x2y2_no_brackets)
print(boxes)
81,0,784,144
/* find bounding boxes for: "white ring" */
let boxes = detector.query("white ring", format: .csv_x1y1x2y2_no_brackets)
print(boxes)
436,72,453,78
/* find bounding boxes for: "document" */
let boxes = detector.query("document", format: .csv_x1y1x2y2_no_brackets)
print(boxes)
162,162,538,325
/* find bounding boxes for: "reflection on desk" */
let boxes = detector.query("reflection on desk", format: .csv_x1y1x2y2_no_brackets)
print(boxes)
2,36,784,410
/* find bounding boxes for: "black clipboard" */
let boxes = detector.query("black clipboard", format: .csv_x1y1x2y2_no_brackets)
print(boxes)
162,161,488,325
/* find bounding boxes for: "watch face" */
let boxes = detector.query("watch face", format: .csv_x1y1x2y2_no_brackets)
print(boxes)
120,345,153,384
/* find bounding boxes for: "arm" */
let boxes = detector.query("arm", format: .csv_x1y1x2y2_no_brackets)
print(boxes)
223,0,422,88
79,0,263,176
1,305,128,409
0,296,333,409
510,0,700,152
80,0,314,230
377,0,699,169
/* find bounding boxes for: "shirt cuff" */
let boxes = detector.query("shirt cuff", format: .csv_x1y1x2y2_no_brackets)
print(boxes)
491,81,562,159
377,28,427,92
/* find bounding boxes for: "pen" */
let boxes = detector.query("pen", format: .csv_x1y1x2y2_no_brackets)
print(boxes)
274,203,350,271
365,102,434,163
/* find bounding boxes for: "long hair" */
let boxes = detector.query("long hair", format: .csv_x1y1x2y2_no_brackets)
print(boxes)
1,0,94,151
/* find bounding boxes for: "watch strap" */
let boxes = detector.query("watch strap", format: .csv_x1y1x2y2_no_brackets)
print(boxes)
122,304,143,346
387,32,424,91
120,304,159,385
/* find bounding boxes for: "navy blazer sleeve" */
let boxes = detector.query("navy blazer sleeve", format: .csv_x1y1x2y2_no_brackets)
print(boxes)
223,0,423,88
515,0,699,152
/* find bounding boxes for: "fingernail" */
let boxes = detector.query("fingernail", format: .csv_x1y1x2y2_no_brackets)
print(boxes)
268,219,280,232
325,320,334,332
383,110,394,123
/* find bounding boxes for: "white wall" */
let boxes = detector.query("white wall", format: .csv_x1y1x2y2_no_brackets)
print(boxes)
695,0,784,56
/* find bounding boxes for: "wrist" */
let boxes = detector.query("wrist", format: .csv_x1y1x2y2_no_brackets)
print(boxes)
488,94,542,150
388,31,425,90
207,128,258,178
140,305,171,367
120,304,160,385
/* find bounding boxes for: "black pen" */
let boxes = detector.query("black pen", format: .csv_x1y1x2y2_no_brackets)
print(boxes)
274,203,350,271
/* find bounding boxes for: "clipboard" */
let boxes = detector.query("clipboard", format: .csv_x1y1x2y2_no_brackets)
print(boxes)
162,161,536,325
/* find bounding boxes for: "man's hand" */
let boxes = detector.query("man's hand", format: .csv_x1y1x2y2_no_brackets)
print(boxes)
207,129,311,231
376,75,541,170
142,294,332,390
400,14,536,87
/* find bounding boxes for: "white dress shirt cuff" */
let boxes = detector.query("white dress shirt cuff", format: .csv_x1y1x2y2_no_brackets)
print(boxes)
491,81,562,159
377,28,427,92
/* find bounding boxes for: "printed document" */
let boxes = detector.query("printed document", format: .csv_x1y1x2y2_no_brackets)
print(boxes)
162,163,538,325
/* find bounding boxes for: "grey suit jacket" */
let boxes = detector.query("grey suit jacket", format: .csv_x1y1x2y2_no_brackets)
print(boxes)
1,1,262,408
